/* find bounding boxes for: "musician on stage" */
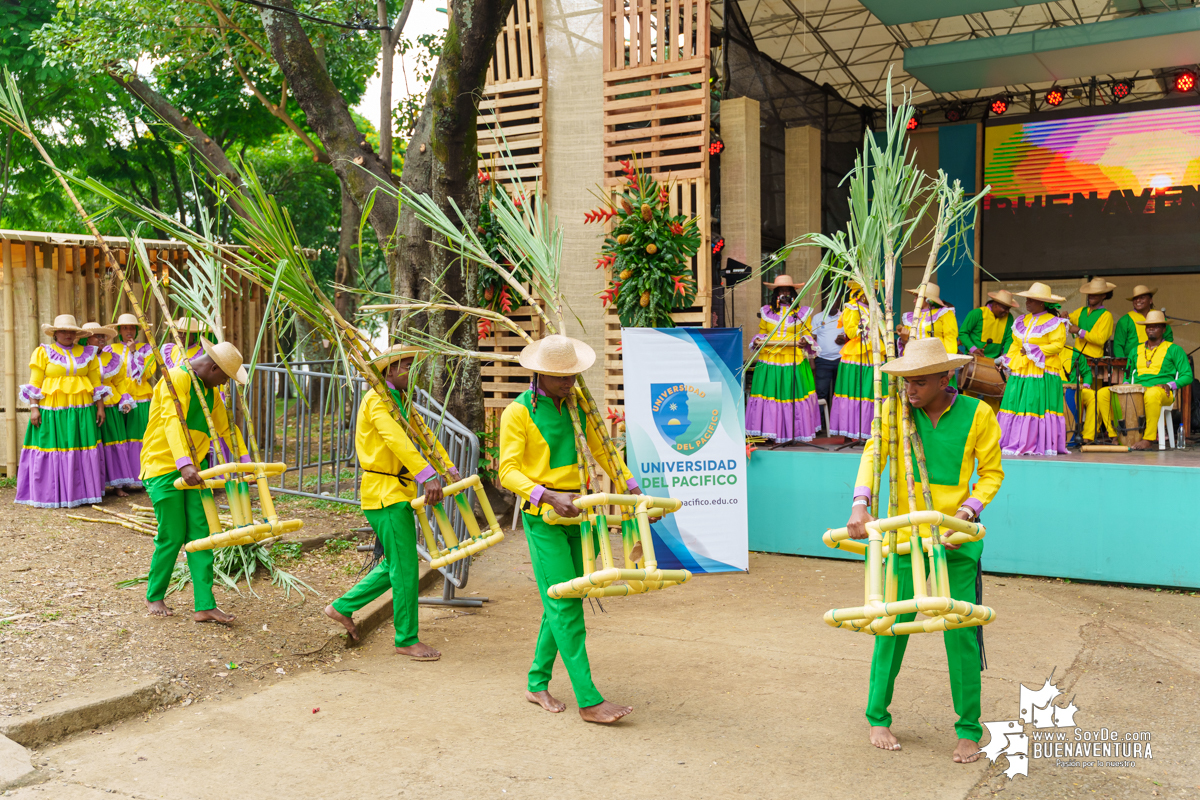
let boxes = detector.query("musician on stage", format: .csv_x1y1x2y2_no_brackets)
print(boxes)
1095,311,1192,450
1064,279,1115,445
959,289,1016,360
845,338,1004,764
1114,285,1173,361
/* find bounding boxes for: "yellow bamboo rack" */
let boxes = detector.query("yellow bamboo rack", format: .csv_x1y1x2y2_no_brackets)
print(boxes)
822,510,995,636
177,462,304,552
540,492,690,599
409,474,506,569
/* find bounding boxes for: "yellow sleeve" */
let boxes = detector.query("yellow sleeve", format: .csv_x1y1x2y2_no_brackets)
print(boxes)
499,402,540,503
853,399,889,500
1083,311,1114,347
582,392,633,488
26,347,46,393
841,306,861,334
939,313,959,355
162,371,195,468
1004,325,1023,362
968,403,1004,510
758,315,772,336
368,396,433,479
212,396,248,462
86,351,102,398
1039,321,1066,357
416,416,455,473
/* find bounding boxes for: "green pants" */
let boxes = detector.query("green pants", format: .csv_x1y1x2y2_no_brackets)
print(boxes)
524,512,604,708
145,468,216,612
866,539,983,741
332,503,420,648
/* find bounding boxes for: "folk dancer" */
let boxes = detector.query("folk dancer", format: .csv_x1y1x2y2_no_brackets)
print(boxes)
1063,279,1115,445
900,283,959,359
996,283,1069,456
161,317,210,369
140,341,248,624
845,338,1004,763
109,312,157,451
323,345,454,661
958,290,1016,361
746,274,821,443
15,315,107,508
830,281,883,439
82,322,141,495
1096,310,1192,450
499,334,640,724
1113,285,1173,361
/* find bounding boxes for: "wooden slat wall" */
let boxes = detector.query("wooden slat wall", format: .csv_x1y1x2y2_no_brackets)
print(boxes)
478,0,547,186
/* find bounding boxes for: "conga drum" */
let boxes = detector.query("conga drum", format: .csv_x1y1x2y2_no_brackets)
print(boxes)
1110,384,1146,447
958,353,1006,398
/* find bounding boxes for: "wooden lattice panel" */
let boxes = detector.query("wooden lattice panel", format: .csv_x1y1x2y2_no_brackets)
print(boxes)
479,303,545,411
601,0,710,185
478,0,547,186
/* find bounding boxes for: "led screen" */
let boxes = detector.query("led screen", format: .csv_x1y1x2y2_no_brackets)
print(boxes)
982,103,1200,278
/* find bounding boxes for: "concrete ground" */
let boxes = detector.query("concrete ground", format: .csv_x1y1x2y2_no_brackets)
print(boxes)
9,525,1199,800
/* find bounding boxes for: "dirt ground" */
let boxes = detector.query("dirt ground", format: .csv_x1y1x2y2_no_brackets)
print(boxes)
3,496,1199,799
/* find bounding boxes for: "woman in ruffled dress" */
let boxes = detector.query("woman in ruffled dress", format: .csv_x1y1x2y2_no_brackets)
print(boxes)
82,322,142,495
995,282,1069,456
15,315,108,508
161,316,209,369
746,275,820,443
108,312,156,454
830,281,884,439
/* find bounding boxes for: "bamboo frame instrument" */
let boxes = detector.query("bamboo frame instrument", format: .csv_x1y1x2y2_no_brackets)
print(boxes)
409,474,506,569
176,462,304,552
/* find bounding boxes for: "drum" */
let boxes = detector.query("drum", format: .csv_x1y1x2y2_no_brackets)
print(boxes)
958,353,1006,398
1110,383,1146,447
1093,357,1127,387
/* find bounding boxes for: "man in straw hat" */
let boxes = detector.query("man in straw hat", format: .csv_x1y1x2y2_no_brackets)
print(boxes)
323,344,455,661
140,340,249,624
1062,279,1116,445
996,283,1069,456
845,337,1005,763
499,334,640,724
1114,285,1173,361
1095,310,1192,449
959,289,1016,361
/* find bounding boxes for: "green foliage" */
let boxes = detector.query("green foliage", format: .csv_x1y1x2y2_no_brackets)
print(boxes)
0,476,15,489
269,540,303,561
587,163,701,328
116,542,316,599
394,32,445,145
476,428,498,483
323,538,354,555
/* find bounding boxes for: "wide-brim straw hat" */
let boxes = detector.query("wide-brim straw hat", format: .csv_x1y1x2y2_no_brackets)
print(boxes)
115,313,140,327
986,289,1018,309
41,314,84,337
200,339,248,385
764,274,797,288
882,337,971,377
1143,310,1167,325
518,334,596,377
1079,278,1117,296
906,283,944,306
371,344,427,371
81,322,117,340
1014,282,1066,303
171,317,209,334
1126,284,1157,300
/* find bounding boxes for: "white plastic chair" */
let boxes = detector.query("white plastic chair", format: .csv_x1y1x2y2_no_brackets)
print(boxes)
818,398,831,435
1157,396,1178,450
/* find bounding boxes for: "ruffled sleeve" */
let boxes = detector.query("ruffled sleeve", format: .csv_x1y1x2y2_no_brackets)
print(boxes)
20,346,48,404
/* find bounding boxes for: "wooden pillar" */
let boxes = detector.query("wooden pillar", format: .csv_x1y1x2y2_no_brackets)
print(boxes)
784,126,823,294
719,97,761,360
25,243,39,344
2,240,17,476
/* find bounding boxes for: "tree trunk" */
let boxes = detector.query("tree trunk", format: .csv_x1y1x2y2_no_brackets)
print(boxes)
334,185,360,323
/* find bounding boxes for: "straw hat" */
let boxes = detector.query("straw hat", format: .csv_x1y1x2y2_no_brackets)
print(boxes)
1143,310,1167,326
371,344,427,371
1014,282,1065,303
1126,284,1157,301
115,313,139,327
1079,278,1117,296
763,274,797,288
906,283,944,306
199,339,248,385
518,334,596,377
80,321,117,340
986,289,1018,309
41,314,85,337
882,338,971,377
171,317,209,334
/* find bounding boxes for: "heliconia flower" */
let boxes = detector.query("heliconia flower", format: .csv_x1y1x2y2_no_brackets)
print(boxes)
659,187,669,205
671,274,691,296
605,407,626,424
746,442,757,460
670,222,684,235
478,318,493,338
498,286,513,314
594,254,617,270
478,170,491,183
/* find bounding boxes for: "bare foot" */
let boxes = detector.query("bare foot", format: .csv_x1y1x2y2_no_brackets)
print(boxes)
579,700,632,724
526,690,566,713
869,726,901,751
194,607,235,625
145,599,173,617
115,488,129,497
395,641,441,661
1132,440,1154,451
324,604,358,641
953,738,981,763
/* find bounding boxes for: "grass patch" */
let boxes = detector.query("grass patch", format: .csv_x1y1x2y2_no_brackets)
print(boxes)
323,538,354,556
0,476,16,489
269,541,303,561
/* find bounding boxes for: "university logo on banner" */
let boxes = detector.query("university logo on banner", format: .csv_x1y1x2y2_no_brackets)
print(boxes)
650,382,722,454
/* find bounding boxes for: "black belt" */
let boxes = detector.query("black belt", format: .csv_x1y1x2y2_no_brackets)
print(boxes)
363,466,413,487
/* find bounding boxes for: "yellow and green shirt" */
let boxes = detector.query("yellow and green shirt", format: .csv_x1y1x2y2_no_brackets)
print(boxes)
1129,341,1193,391
959,305,1013,359
1114,310,1173,360
356,387,453,510
1063,306,1113,384
853,393,1004,541
499,387,636,513
140,367,247,480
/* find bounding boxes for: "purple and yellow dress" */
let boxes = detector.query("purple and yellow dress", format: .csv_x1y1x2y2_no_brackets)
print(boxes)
996,312,1069,456
160,341,202,370
746,305,820,442
830,295,886,439
108,341,156,440
15,344,108,508
97,346,142,489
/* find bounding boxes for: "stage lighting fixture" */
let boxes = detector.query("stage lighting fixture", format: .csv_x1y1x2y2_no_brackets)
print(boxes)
1045,87,1064,106
989,94,1009,116
906,111,921,130
1175,71,1196,93
945,103,965,123
712,237,725,255
1112,79,1133,101
709,138,725,156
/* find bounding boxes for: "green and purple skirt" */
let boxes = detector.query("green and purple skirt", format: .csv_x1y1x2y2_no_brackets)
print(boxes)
830,357,888,440
746,361,821,443
16,403,104,509
998,372,1068,456
100,396,142,489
